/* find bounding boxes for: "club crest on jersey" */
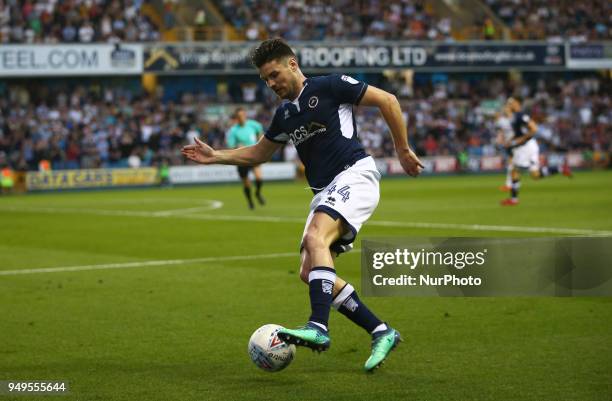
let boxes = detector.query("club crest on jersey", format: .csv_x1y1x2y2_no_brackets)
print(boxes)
284,109,290,119
308,96,318,109
341,75,359,85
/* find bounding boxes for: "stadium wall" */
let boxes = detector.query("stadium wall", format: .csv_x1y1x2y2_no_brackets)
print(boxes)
168,163,295,184
0,44,143,76
23,163,296,191
382,152,589,176
2,42,611,78
21,153,598,192
26,168,159,191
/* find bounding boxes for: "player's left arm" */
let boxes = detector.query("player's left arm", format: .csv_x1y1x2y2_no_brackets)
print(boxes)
359,85,424,176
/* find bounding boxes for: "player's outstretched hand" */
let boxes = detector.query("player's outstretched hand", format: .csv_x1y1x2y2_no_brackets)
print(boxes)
398,148,424,177
181,137,217,165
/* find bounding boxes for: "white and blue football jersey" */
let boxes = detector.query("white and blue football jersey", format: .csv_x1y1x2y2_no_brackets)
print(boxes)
511,112,531,139
265,74,369,192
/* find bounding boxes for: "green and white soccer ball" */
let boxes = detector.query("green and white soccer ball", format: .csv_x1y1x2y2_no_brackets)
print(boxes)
248,324,296,372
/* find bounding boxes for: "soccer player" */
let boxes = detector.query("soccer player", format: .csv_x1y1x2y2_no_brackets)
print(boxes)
500,97,571,206
495,106,514,192
226,107,266,209
182,38,423,372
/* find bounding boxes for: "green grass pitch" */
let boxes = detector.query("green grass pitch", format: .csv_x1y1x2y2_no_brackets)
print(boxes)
1,171,611,401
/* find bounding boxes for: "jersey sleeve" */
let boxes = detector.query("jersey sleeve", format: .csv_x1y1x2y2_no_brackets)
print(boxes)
328,74,368,105
264,108,290,144
226,127,237,148
517,113,531,137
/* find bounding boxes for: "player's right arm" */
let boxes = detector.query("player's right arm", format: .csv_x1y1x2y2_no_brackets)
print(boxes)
181,136,281,166
359,85,424,177
326,74,423,176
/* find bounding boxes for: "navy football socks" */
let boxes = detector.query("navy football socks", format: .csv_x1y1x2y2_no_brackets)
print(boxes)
540,166,559,177
332,283,383,334
308,267,336,330
243,186,254,209
255,179,265,205
510,179,520,199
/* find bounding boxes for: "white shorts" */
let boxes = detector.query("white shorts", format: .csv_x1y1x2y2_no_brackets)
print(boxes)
511,139,540,172
301,156,381,255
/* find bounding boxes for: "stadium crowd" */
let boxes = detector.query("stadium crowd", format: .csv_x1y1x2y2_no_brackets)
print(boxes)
0,75,609,172
215,0,452,41
485,0,611,41
0,0,608,43
364,75,611,160
0,0,160,43
214,0,610,42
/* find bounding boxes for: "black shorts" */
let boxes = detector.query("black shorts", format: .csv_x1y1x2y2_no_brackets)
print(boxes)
237,166,252,178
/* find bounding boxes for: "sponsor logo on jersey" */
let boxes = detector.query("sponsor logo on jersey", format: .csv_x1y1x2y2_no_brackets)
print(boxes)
289,122,327,146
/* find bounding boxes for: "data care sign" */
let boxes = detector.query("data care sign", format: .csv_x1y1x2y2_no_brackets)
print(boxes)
0,44,143,76
361,237,612,297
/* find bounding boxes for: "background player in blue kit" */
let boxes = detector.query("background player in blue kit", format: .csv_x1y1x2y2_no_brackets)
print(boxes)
226,107,266,209
500,97,572,206
182,38,423,372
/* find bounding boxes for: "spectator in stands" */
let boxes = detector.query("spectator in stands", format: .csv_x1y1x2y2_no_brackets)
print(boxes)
78,20,95,42
194,8,206,27
483,17,496,40
162,0,176,30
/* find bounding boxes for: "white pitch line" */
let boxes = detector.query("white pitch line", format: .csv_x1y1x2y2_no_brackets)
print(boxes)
364,220,612,236
152,200,224,216
166,213,612,236
1,205,611,236
0,202,227,219
0,252,297,276
186,213,302,223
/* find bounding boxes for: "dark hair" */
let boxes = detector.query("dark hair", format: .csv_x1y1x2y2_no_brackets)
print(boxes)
250,38,296,68
509,95,523,104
